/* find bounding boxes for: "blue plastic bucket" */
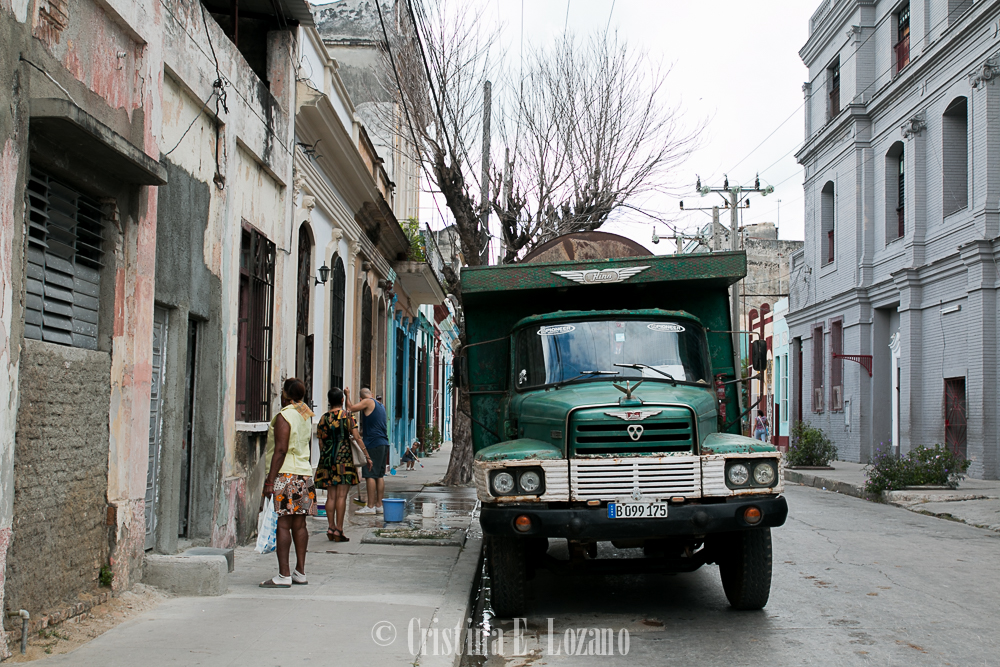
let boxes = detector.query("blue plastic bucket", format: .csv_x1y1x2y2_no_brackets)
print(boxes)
382,498,406,523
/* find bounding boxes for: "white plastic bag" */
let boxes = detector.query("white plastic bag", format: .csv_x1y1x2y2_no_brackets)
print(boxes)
255,495,277,554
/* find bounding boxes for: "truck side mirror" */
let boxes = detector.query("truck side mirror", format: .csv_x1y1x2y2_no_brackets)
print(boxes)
751,339,768,372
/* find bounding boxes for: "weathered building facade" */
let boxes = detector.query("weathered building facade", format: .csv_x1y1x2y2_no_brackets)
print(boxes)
789,0,1000,479
0,0,169,652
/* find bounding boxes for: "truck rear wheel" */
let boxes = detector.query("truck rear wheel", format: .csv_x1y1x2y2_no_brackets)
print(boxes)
717,528,772,610
487,536,526,617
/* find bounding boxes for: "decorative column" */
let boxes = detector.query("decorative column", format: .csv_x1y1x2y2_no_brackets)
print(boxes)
892,268,922,454
969,55,1000,239
901,113,926,267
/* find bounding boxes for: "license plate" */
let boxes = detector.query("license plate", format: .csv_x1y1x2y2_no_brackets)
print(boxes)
607,501,669,519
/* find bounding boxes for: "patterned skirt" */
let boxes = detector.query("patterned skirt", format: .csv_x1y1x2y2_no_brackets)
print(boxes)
272,474,318,517
315,439,359,488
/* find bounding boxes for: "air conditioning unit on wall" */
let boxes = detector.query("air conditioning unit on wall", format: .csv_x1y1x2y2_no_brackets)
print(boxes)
813,387,824,412
832,385,843,411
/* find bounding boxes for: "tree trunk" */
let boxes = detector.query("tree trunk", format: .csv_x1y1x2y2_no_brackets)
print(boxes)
442,384,474,485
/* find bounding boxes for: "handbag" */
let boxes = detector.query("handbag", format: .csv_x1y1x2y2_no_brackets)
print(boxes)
255,495,277,554
350,438,367,468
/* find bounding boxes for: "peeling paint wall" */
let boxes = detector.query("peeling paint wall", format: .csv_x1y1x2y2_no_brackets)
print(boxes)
159,0,296,548
1,0,163,639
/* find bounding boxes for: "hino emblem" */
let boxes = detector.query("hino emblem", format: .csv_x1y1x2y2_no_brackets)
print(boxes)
627,424,644,441
605,409,662,421
551,266,650,285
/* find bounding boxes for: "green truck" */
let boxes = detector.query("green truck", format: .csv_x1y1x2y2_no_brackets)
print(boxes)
460,233,787,616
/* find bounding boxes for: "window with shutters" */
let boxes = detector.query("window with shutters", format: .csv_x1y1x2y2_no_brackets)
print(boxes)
24,169,105,350
235,225,275,422
812,325,825,412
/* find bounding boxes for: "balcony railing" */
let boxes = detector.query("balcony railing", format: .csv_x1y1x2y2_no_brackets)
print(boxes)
894,34,910,74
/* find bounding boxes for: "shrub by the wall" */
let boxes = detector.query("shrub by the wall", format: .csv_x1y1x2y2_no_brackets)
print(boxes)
786,421,838,467
863,444,970,496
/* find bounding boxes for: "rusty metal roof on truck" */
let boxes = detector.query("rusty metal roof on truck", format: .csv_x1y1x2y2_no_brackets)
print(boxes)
460,251,746,298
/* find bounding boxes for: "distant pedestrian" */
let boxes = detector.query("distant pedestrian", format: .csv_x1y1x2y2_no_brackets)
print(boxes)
345,386,389,515
402,441,420,471
260,378,316,588
754,410,768,442
315,388,371,542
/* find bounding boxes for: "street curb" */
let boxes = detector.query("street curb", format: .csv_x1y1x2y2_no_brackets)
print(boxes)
782,469,867,500
419,532,483,667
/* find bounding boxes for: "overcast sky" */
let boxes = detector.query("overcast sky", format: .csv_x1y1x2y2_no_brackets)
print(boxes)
316,0,816,251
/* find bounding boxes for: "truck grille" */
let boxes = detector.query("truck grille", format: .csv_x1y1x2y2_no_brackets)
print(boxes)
570,457,701,501
569,407,695,456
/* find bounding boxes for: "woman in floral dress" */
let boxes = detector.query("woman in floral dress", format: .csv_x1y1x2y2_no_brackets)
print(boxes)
315,387,370,542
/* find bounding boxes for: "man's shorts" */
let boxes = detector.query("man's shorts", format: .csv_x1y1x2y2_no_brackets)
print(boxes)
363,445,389,479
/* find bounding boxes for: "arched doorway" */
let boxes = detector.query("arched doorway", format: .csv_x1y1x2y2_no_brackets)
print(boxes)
295,224,313,404
329,255,346,392
360,282,373,390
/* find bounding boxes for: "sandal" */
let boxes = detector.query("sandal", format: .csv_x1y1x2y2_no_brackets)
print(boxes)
332,528,350,543
327,529,337,541
259,576,291,588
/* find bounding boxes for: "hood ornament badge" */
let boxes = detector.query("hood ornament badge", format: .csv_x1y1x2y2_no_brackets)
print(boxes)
605,409,662,421
612,380,643,400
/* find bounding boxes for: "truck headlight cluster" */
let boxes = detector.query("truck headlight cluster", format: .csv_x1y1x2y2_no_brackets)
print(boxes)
490,468,545,496
725,459,778,489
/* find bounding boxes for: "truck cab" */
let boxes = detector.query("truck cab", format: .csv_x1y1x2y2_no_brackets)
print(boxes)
460,234,787,616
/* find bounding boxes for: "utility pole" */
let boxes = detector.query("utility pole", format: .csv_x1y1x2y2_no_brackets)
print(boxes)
479,80,491,264
695,174,774,431
712,206,721,251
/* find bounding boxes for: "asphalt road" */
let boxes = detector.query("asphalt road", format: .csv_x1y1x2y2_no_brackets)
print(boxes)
485,485,1000,666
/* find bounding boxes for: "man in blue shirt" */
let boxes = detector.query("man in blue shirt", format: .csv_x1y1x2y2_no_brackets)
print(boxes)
345,387,389,514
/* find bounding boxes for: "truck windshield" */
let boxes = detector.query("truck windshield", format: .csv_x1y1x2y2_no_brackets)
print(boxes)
513,320,711,390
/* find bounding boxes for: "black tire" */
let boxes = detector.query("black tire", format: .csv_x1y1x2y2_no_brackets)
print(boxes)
717,528,772,610
488,536,526,617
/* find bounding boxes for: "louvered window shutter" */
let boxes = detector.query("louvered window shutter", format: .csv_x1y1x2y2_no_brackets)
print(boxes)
24,169,105,350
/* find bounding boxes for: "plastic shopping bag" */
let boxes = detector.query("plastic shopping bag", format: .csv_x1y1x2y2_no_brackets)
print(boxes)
255,495,277,554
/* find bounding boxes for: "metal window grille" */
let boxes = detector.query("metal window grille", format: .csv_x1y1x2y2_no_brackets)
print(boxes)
24,168,105,349
330,256,346,391
812,326,824,412
235,227,275,422
944,378,967,458
395,328,405,420
828,63,840,118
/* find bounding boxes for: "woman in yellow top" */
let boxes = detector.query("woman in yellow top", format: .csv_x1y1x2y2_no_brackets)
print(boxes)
260,377,316,588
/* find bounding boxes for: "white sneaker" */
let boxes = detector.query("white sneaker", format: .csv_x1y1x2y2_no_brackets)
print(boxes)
356,506,376,515
375,505,384,515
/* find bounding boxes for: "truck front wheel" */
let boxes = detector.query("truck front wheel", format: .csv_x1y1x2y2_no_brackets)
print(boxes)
487,536,526,617
716,528,772,610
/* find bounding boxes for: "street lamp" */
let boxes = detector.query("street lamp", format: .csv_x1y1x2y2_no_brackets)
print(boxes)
315,261,330,285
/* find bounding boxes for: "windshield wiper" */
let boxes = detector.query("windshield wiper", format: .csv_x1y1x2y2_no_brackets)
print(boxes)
552,370,619,389
613,363,677,386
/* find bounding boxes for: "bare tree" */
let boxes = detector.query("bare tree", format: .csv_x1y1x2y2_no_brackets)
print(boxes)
493,33,701,262
372,0,700,484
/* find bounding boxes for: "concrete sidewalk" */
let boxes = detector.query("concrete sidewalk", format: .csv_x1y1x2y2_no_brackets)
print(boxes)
33,443,482,666
784,460,1000,533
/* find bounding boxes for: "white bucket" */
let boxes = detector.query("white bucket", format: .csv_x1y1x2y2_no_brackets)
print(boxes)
422,502,437,518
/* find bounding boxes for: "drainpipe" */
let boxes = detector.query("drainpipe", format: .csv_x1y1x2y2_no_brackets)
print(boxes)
7,609,29,654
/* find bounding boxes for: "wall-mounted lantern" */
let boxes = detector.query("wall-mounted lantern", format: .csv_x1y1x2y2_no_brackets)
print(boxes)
315,261,330,285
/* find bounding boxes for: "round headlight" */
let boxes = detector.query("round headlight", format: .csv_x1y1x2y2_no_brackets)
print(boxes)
492,471,516,495
519,470,541,493
727,463,750,486
753,462,776,486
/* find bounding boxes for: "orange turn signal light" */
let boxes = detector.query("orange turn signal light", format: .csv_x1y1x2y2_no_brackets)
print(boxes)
743,507,762,525
514,515,532,532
